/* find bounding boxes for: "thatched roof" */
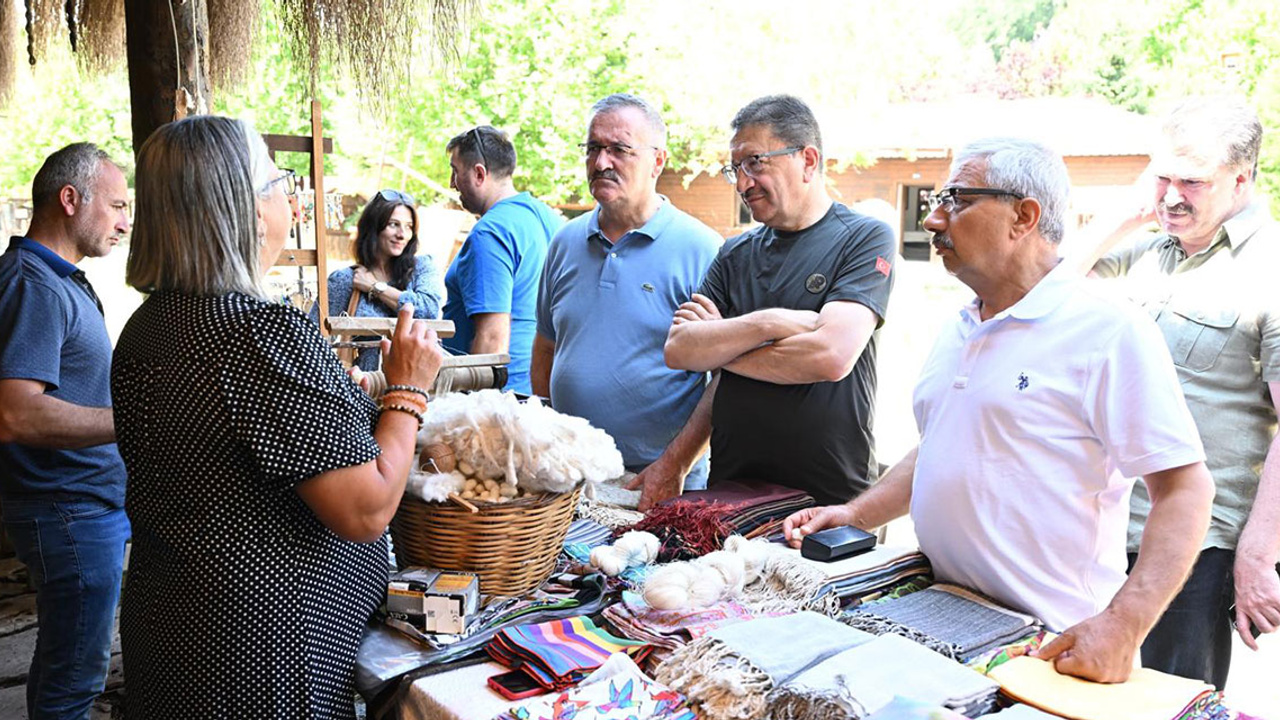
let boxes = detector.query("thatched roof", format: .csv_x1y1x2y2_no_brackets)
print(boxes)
2,0,474,107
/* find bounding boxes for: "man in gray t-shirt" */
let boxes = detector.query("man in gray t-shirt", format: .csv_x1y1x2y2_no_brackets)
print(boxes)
665,95,896,505
1087,96,1280,689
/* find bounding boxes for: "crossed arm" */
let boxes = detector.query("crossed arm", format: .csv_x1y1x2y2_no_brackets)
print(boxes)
664,294,879,384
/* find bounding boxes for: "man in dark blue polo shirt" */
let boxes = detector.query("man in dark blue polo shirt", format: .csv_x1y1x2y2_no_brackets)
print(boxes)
0,143,131,719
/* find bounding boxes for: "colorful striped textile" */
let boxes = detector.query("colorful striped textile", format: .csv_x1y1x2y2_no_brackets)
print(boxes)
487,616,651,690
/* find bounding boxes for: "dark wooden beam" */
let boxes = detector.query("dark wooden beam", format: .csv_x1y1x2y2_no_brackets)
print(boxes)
124,0,211,156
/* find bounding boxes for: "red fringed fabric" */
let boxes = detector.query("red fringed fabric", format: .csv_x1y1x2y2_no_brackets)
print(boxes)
622,501,739,561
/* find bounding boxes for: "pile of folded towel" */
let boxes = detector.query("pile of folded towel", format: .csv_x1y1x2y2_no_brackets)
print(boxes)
486,616,651,691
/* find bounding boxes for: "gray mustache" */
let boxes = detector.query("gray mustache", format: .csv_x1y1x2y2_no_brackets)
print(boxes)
932,233,954,250
591,170,619,182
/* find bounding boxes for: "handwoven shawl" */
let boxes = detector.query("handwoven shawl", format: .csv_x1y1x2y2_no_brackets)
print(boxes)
767,633,1000,719
602,591,758,667
988,656,1214,720
844,583,1040,661
656,611,874,720
486,616,651,690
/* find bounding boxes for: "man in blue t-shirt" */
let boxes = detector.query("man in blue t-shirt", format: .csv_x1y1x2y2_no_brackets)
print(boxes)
443,126,562,394
533,94,722,510
0,143,133,719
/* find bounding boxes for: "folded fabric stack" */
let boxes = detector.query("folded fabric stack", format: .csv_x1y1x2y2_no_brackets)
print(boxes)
564,517,614,549
602,591,759,668
666,480,816,536
988,655,1217,720
487,616,652,691
844,583,1041,662
657,611,876,720
769,633,1001,718
788,543,933,604
496,653,697,720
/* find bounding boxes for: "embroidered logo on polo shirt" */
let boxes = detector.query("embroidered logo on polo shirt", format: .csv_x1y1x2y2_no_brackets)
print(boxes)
875,256,891,277
805,273,827,293
1017,373,1030,391
641,283,655,293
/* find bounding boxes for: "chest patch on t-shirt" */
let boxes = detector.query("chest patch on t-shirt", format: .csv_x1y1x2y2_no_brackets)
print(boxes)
805,273,828,293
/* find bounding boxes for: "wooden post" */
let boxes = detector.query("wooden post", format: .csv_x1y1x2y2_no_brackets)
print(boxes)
124,0,211,155
310,100,329,330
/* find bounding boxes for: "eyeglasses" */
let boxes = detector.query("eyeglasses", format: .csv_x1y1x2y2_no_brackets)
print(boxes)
265,169,298,197
721,146,802,184
470,127,488,168
578,142,658,159
927,187,1025,213
377,188,416,205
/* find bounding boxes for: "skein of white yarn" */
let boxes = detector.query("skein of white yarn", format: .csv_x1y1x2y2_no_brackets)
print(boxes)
589,546,628,577
723,534,773,585
589,531,661,577
613,531,660,566
642,562,703,610
696,551,746,596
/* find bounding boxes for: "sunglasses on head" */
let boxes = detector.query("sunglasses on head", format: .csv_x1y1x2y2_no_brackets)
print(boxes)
377,189,416,205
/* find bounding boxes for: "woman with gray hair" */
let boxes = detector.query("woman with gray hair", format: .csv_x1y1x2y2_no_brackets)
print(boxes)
112,115,444,719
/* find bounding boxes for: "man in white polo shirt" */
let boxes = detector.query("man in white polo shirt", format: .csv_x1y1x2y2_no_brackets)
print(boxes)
784,137,1214,683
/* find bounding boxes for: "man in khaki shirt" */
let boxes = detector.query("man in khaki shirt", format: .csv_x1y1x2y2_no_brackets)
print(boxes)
1088,96,1280,689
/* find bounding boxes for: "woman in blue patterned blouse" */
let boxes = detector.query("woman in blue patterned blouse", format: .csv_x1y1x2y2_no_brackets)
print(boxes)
312,190,443,369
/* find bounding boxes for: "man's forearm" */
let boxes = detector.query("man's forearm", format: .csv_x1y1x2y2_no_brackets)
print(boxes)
665,310,809,372
0,393,115,448
530,334,554,399
1112,462,1214,639
725,329,859,384
1236,432,1280,568
846,447,917,529
654,373,718,473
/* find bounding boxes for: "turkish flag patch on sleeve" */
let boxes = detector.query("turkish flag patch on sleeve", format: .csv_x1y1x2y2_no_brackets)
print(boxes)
875,256,892,277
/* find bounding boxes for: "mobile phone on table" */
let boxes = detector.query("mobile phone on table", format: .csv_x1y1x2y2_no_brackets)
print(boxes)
488,670,547,701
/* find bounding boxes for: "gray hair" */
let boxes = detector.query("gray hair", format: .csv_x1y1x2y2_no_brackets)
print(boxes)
953,137,1070,244
731,95,824,165
127,116,269,297
1163,96,1263,178
31,142,113,211
589,93,667,148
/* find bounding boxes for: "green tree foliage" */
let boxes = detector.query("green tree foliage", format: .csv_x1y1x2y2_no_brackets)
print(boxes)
0,45,133,196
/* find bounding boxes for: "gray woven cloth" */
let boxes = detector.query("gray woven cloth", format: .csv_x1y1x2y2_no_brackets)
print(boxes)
656,611,874,720
844,583,1040,661
767,633,1000,719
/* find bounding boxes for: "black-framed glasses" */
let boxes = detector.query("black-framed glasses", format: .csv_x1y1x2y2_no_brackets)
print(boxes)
265,169,298,197
470,127,488,168
721,146,803,184
577,142,660,159
378,188,416,205
927,187,1025,213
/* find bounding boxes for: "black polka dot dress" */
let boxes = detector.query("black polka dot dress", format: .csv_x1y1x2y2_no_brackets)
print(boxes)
112,292,388,720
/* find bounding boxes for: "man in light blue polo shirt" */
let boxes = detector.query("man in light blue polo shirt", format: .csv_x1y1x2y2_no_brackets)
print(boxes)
532,94,722,510
0,143,132,719
443,126,561,394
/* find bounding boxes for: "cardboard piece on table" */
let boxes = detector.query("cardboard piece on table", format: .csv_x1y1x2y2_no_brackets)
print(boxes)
988,655,1213,720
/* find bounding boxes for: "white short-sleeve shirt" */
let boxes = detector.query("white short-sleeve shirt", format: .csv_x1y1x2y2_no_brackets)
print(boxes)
911,262,1205,631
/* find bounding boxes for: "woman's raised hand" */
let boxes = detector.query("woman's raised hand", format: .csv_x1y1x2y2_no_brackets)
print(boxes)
381,303,444,392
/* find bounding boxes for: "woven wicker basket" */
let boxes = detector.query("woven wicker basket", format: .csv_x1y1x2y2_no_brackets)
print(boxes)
390,484,581,596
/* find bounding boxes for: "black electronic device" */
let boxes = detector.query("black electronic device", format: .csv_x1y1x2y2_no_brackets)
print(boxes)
800,524,877,562
488,670,547,701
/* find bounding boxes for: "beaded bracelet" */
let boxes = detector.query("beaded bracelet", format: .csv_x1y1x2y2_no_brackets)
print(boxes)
381,390,427,414
380,403,424,428
386,384,430,401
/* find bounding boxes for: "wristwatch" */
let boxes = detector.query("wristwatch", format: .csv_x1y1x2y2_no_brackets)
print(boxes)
370,281,389,300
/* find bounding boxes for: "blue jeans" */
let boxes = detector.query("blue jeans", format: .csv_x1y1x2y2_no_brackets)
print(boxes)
2,497,130,720
1128,548,1234,690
